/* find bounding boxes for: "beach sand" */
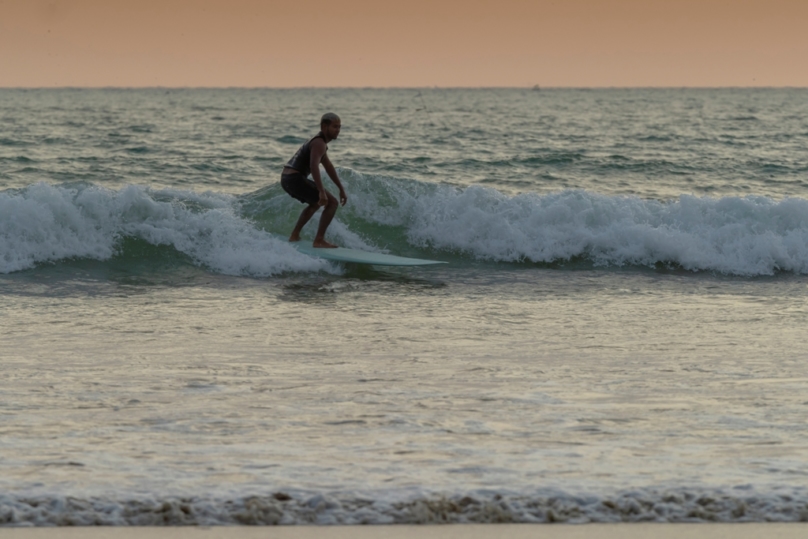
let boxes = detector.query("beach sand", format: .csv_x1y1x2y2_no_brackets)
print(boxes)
2,524,807,539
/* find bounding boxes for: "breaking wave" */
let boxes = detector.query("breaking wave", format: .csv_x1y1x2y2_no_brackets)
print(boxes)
0,182,328,276
5,173,808,276
337,169,808,276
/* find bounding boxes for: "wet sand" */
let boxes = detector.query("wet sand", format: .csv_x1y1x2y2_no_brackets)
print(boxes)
1,524,807,539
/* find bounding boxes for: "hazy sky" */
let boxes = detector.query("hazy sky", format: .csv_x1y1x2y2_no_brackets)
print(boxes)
1,0,806,87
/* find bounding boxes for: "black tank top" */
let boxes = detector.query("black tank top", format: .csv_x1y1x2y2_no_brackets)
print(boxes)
285,133,327,176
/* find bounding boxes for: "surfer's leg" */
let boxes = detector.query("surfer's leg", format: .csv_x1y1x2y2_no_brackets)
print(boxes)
313,193,339,248
289,204,319,242
284,175,323,242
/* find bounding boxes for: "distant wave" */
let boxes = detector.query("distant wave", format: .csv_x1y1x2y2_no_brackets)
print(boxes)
2,486,808,525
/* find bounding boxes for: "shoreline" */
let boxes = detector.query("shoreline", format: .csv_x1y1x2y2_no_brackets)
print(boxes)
2,524,808,539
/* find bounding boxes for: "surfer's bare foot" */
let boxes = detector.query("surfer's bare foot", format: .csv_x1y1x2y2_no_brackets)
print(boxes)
313,239,338,248
288,235,301,242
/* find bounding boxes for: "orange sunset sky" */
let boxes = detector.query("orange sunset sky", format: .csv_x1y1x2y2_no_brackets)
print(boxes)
1,0,806,87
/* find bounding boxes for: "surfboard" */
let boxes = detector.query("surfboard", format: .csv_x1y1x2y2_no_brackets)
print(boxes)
293,244,446,266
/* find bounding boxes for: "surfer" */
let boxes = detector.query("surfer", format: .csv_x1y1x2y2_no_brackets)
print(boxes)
280,112,347,248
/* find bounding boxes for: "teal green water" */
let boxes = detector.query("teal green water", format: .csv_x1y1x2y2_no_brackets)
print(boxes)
2,89,808,524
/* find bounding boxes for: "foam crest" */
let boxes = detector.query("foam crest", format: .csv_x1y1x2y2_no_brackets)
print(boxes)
343,170,808,276
2,487,808,525
0,183,330,276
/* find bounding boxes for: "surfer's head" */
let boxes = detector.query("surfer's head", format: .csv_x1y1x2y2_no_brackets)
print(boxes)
320,112,341,141
321,112,340,127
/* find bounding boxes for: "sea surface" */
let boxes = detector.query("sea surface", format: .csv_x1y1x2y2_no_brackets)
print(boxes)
2,88,808,525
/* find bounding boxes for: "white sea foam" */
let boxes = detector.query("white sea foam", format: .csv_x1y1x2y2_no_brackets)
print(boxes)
0,182,330,276
2,487,808,525
344,170,808,276
7,177,808,277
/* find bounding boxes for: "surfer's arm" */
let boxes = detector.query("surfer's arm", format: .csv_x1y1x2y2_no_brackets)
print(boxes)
309,139,329,206
322,154,347,206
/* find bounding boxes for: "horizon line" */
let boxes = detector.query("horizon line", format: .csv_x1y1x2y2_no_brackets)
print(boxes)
2,85,807,90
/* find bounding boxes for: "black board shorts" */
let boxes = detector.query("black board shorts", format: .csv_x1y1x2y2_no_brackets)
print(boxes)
281,171,319,205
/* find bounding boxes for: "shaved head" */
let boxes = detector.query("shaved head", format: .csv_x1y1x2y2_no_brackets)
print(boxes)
321,112,340,127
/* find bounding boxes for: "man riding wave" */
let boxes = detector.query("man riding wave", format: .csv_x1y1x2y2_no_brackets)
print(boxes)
280,113,347,248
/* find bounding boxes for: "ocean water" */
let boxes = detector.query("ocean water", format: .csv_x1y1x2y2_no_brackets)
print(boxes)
2,88,808,525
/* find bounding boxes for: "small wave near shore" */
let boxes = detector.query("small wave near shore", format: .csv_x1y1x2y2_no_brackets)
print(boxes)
3,487,808,526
